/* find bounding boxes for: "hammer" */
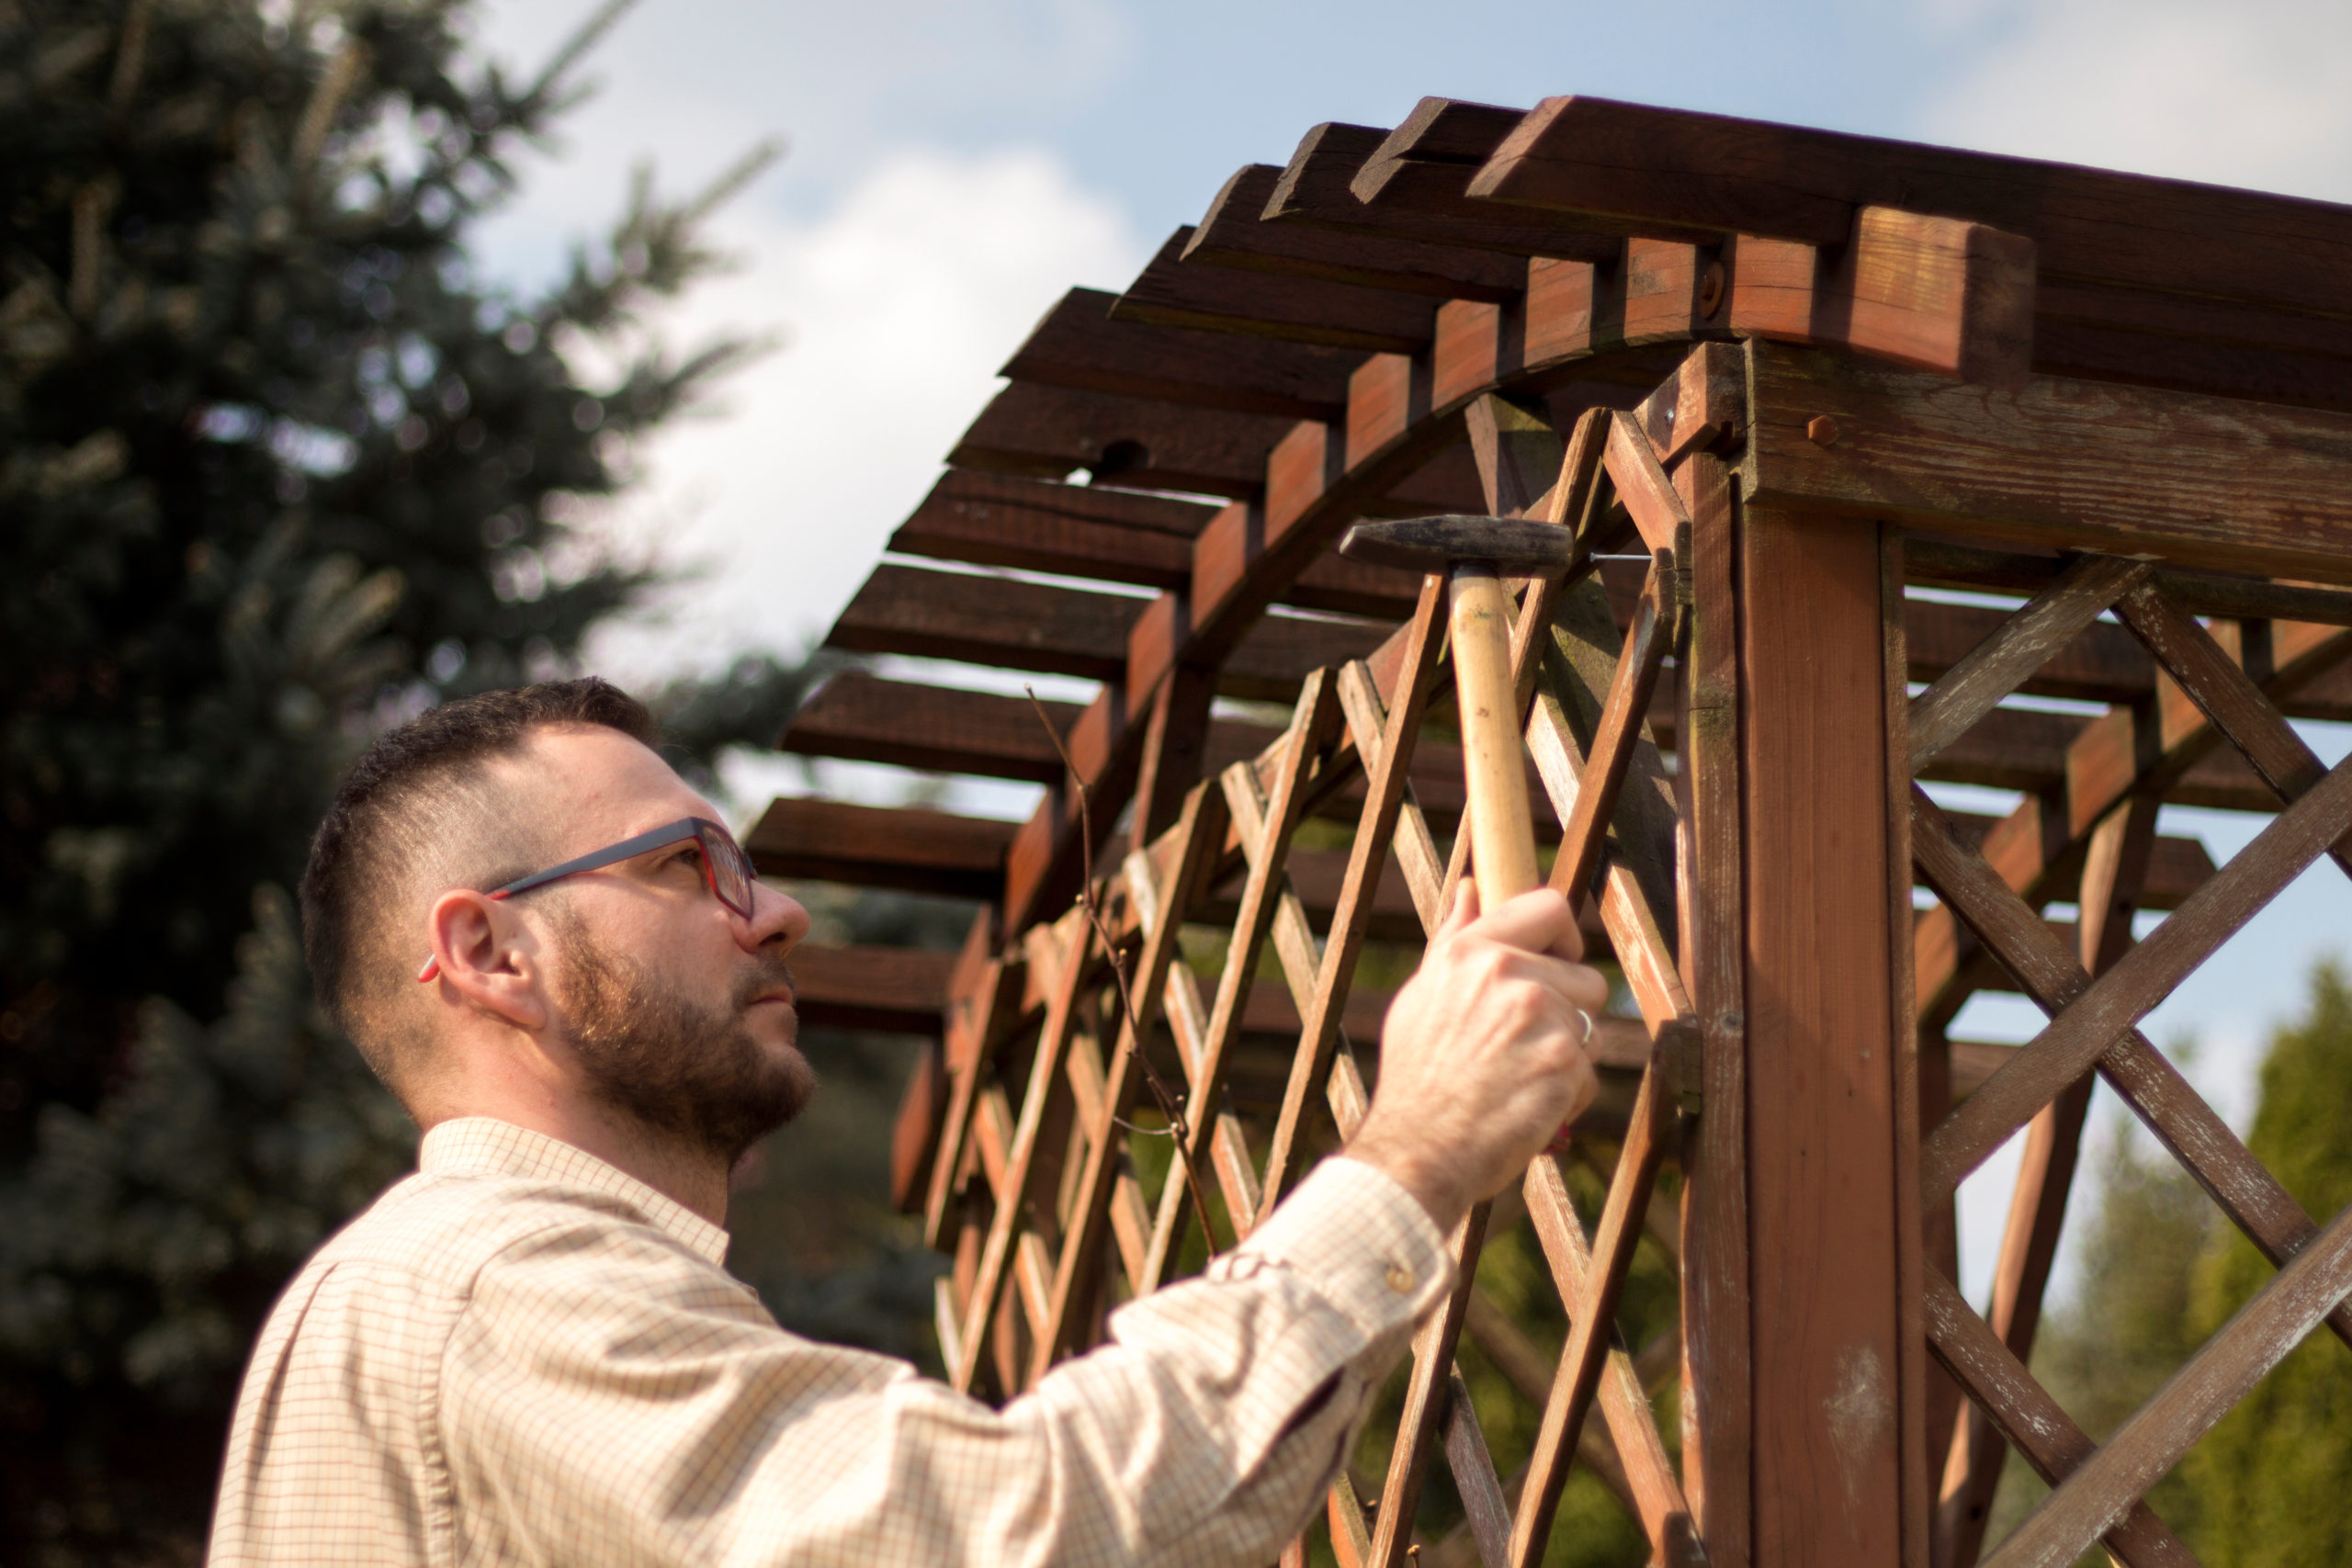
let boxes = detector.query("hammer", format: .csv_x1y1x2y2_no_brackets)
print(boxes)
1341,514,1594,1147
1338,514,1580,917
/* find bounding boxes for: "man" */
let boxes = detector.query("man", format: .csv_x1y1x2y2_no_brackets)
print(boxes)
210,678,1607,1566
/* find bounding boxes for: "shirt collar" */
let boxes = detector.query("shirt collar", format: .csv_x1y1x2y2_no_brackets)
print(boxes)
417,1117,731,1264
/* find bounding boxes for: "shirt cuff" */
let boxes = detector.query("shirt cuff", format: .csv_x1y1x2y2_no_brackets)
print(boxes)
1210,1157,1453,1343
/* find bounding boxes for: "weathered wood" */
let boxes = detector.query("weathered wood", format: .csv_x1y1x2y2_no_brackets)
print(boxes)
949,379,1295,499
1266,119,1620,261
1727,207,2036,388
1258,578,1447,1213
1674,446,1750,1568
1002,286,1360,422
1550,558,1670,907
1741,503,1904,1568
1921,1269,2202,1568
824,563,1390,699
1744,342,2352,583
745,796,1011,899
1186,163,1524,301
786,944,957,1035
1882,526,1931,1568
1909,789,2352,1352
1113,227,1440,355
1983,1199,2352,1568
1922,755,2352,1199
1903,536,2352,629
1472,95,2352,324
1908,554,2153,771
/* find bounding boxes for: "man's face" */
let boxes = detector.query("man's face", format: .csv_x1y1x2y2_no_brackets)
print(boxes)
499,728,815,1161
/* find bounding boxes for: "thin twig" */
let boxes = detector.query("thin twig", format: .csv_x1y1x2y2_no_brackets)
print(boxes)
1026,689,1223,1259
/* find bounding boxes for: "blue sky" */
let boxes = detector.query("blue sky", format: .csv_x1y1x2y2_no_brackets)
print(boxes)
461,0,2352,1307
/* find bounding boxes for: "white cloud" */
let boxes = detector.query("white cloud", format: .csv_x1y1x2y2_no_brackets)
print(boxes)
571,144,1145,682
1921,0,2352,200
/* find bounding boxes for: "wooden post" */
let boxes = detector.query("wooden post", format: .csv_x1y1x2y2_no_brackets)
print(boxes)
1739,503,1911,1565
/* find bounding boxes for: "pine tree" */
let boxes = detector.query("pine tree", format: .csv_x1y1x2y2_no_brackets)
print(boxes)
0,0,777,1554
2177,962,2352,1567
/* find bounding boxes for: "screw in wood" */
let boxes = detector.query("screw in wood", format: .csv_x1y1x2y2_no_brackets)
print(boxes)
1696,259,1726,318
1807,414,1840,446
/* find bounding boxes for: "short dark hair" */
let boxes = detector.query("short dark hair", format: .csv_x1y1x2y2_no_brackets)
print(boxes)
300,678,658,1089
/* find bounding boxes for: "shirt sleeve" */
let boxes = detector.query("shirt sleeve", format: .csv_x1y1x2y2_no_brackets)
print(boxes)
440,1156,1451,1568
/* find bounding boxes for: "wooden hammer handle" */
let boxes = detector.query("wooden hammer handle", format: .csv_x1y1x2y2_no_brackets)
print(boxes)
1450,563,1540,910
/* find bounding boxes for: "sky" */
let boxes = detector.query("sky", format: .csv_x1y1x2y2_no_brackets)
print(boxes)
456,0,2352,1308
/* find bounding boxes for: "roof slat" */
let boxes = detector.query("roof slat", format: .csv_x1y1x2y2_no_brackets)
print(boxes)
1000,287,1360,422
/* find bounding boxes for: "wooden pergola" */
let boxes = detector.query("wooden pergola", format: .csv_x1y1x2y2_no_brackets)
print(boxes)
751,96,2352,1568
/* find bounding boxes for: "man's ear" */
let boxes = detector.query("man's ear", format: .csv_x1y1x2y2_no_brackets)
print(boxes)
424,890,549,1032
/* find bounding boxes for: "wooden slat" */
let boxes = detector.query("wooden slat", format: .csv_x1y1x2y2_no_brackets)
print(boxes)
1256,578,1448,1213
1983,1201,2352,1568
1922,1269,2201,1568
889,471,1428,617
744,796,1012,899
1265,119,1620,261
823,563,1391,700
1921,757,2352,1199
1111,227,1440,355
1184,163,1524,302
947,379,1295,499
1909,790,2352,1353
1675,445,1751,1568
786,944,956,1035
1908,554,2153,771
1902,536,2352,629
1001,286,1359,422
1472,95,2352,324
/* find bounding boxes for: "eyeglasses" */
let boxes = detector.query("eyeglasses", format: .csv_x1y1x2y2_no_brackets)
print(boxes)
416,816,758,982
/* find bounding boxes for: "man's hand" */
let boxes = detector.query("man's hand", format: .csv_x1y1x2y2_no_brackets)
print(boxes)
1346,885,1608,1234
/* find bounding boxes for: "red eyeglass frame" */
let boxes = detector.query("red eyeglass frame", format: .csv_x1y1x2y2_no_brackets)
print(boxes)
415,816,756,982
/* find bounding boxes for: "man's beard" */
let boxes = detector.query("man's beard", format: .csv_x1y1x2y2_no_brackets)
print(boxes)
551,915,816,1164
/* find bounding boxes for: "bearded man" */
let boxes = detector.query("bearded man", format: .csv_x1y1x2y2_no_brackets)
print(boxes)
209,678,1606,1566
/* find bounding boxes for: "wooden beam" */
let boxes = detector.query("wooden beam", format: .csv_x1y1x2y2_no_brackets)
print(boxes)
1471,95,2352,323
948,380,1294,499
1741,502,1907,1565
744,796,1011,899
1183,163,1523,302
1001,286,1360,422
1744,340,2352,584
1112,228,1441,355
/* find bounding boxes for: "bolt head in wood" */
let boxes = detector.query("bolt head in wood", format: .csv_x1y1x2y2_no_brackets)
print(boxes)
1807,414,1841,446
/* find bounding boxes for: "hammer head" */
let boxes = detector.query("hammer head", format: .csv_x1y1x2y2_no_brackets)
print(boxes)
1338,514,1578,577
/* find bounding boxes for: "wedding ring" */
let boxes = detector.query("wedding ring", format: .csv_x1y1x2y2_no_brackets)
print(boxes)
1571,1006,1594,1048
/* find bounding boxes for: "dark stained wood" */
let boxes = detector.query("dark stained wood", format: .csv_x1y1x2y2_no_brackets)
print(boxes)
1001,286,1360,422
1741,502,1904,1568
1923,755,2352,1200
787,943,957,1035
823,563,1391,700
1921,1269,2201,1568
1265,119,1622,261
1351,97,1528,203
785,672,1078,785
1674,445,1750,1568
1744,341,2352,583
1881,526,1931,1568
1984,1199,2352,1568
1183,164,1523,302
1112,227,1441,355
1472,95,2352,323
745,796,1010,899
1908,556,2153,770
1903,536,2352,628
948,379,1295,499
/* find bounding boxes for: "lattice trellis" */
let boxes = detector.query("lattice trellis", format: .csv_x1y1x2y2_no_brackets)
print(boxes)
753,93,2352,1568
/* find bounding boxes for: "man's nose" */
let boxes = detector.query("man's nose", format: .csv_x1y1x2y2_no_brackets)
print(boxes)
743,878,809,953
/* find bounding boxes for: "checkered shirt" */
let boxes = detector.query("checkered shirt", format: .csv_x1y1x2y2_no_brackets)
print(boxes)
207,1117,1451,1566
